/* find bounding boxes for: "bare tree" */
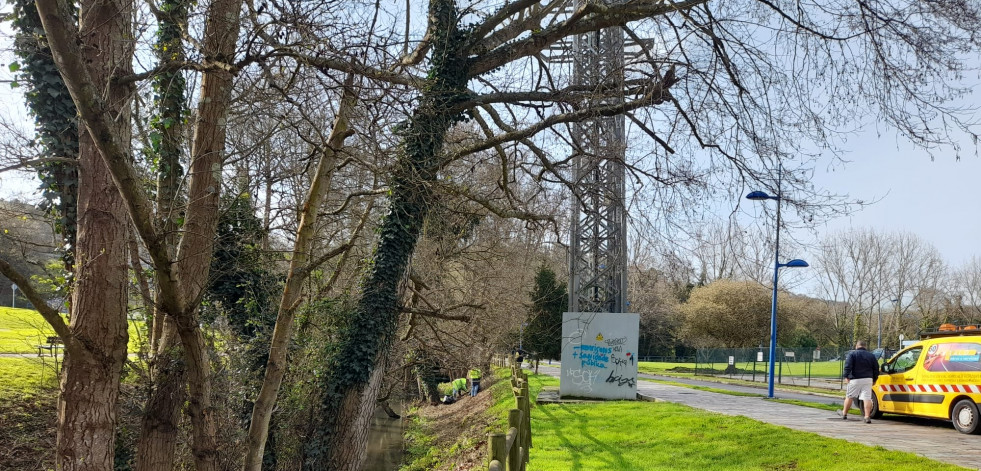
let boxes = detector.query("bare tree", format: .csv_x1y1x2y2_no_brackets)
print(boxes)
815,229,950,347
952,256,981,325
886,232,949,341
814,228,892,345
6,0,981,468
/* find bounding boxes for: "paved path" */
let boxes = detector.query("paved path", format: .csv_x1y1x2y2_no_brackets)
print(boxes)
534,365,981,470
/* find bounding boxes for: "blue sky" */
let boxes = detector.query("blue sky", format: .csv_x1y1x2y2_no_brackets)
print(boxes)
0,13,978,295
2,90,978,285
810,138,981,268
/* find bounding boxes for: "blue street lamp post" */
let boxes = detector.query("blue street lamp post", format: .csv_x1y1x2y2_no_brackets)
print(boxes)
747,169,809,399
519,322,528,351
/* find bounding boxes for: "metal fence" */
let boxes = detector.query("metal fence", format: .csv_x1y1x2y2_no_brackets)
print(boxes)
637,356,696,363
693,346,854,390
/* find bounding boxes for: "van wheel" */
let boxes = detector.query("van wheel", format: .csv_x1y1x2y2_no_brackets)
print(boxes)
951,399,981,434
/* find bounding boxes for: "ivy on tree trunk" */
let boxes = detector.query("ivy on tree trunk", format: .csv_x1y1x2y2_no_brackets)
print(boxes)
135,0,189,466
9,0,79,273
301,1,472,469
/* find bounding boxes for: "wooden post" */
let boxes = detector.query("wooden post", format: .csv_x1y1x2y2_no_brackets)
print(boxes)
508,409,522,470
521,382,532,449
486,360,536,470
489,432,506,466
514,395,526,456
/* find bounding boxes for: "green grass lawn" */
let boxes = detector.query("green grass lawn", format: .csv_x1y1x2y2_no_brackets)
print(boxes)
638,360,845,378
0,307,60,353
0,357,59,400
503,371,968,471
641,378,765,397
0,306,145,354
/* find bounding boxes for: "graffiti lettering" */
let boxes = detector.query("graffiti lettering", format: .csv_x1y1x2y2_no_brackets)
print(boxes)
578,344,612,354
611,356,627,367
573,344,611,368
580,358,606,368
568,368,600,392
604,336,627,347
606,371,637,388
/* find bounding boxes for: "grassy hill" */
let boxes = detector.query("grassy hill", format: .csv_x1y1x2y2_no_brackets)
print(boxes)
0,306,145,354
0,307,62,354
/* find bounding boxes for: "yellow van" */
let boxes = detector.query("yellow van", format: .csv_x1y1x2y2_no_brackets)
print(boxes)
871,328,981,434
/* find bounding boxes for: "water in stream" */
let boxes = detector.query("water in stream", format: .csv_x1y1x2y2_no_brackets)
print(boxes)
362,404,404,470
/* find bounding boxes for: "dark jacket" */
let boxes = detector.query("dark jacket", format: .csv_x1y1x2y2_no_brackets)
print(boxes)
843,347,879,382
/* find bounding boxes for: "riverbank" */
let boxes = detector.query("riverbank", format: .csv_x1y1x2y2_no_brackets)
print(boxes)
400,374,508,470
409,368,971,471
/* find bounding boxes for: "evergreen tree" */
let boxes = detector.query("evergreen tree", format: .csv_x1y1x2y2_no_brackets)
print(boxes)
523,264,567,360
204,188,279,354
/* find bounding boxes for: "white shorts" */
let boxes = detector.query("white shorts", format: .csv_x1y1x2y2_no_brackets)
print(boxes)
846,378,874,401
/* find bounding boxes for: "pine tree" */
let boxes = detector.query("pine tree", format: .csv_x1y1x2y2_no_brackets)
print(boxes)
524,264,567,360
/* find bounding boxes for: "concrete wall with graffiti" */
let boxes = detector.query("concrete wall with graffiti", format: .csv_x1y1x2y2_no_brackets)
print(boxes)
560,312,639,400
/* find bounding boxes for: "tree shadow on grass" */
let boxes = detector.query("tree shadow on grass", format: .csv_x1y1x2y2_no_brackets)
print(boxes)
535,403,633,470
536,404,583,470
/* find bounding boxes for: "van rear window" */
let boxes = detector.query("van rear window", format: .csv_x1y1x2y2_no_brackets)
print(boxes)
923,342,981,372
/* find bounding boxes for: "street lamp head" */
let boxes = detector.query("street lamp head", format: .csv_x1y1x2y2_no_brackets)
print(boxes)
783,259,809,268
746,190,777,200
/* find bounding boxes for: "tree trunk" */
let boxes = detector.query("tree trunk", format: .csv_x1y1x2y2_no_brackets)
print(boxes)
302,2,469,467
304,354,388,470
50,0,133,467
9,0,79,274
243,84,357,471
175,318,220,471
135,322,186,471
165,0,242,466
416,372,439,404
134,0,188,465
379,401,400,419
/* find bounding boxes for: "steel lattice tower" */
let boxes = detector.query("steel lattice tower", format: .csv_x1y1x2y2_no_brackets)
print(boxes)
568,8,628,313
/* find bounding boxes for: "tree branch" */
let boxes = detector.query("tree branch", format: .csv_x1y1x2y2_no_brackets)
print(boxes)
0,157,77,174
0,256,75,356
401,306,472,322
294,242,354,279
434,181,555,225
445,72,678,165
469,0,709,76
471,0,562,53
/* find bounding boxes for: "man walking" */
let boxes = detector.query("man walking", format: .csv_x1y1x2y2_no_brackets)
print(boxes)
840,340,880,423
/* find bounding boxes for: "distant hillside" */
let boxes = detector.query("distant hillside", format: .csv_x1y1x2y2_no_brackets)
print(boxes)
0,199,60,309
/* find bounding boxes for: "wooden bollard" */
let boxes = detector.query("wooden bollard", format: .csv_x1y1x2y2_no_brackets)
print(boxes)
514,395,526,454
508,409,522,470
489,432,506,466
520,385,532,449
